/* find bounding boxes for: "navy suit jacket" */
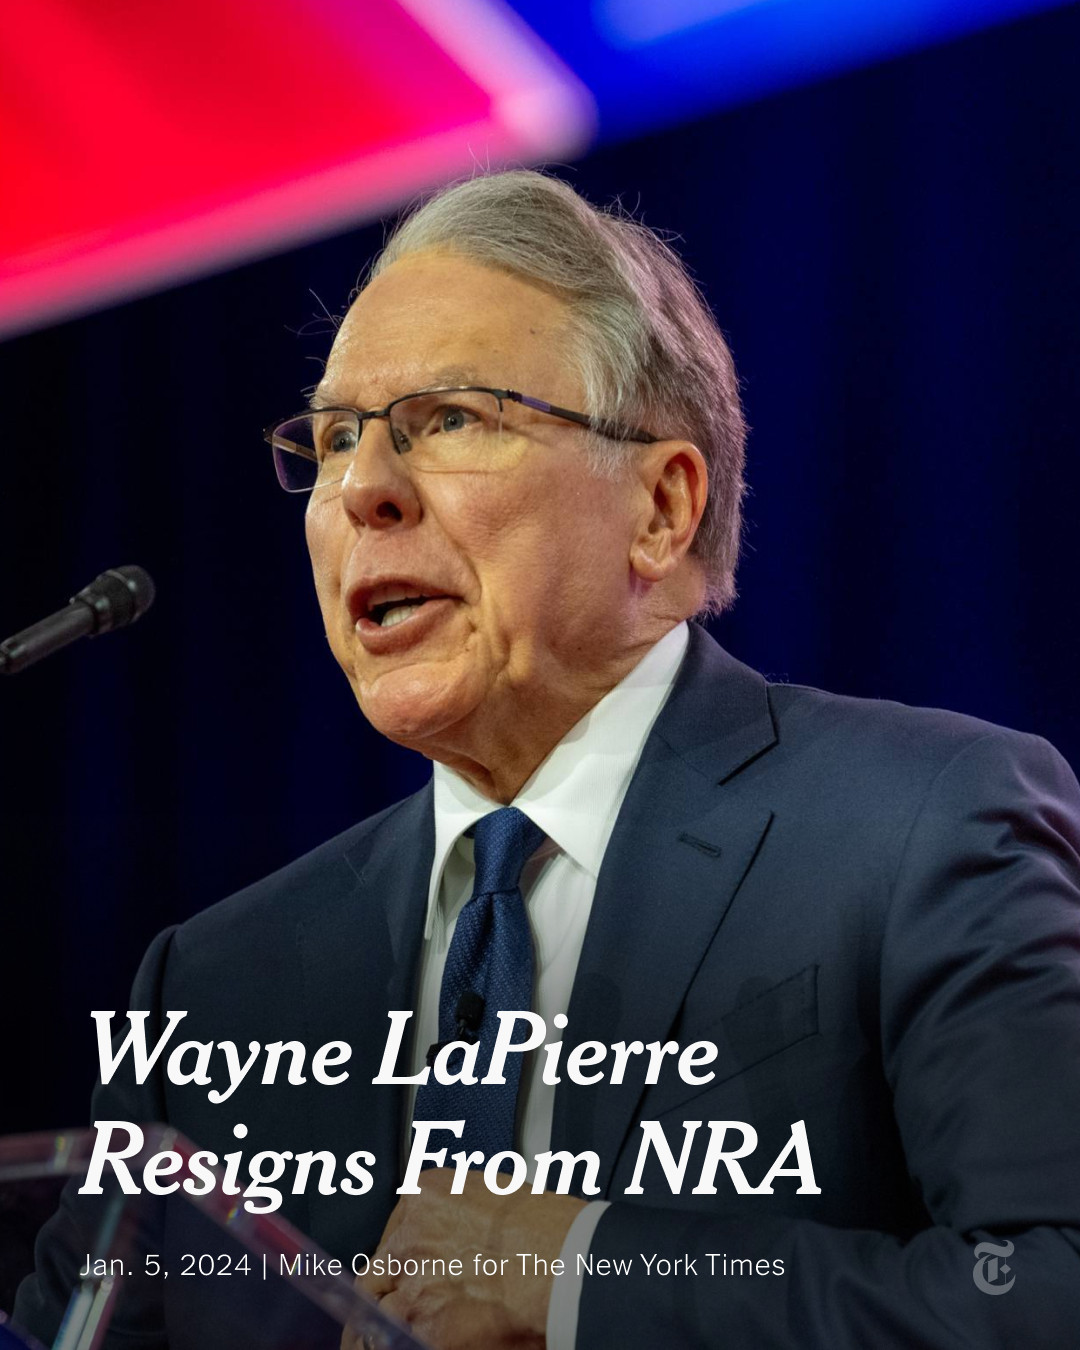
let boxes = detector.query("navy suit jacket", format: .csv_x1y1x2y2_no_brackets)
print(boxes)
17,625,1080,1347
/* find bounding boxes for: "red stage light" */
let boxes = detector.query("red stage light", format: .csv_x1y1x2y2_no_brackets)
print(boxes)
0,0,592,336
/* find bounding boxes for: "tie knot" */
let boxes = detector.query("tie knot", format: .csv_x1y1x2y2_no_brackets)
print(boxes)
472,807,545,895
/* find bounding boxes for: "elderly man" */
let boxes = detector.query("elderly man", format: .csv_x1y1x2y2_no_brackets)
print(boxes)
17,171,1080,1349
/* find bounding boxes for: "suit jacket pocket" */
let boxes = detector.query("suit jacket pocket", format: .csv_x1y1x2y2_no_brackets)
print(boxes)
644,964,821,1119
721,963,819,1076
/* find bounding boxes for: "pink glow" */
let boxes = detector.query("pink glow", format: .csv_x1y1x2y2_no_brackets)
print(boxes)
0,0,593,336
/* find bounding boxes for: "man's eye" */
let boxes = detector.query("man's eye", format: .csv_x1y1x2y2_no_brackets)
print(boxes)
317,422,357,459
392,395,489,452
435,405,474,434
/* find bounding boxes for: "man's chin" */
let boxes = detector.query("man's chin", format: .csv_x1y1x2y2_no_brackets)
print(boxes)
352,661,482,753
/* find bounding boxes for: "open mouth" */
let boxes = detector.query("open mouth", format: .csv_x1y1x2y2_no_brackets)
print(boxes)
367,595,435,628
356,584,453,631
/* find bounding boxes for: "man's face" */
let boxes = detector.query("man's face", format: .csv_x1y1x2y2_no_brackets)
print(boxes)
304,250,648,767
303,249,645,766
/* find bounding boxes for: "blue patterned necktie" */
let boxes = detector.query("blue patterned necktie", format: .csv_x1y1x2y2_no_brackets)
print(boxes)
413,806,545,1161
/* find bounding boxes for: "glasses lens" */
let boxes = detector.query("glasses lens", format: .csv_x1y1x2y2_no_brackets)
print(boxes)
387,390,505,472
270,410,360,492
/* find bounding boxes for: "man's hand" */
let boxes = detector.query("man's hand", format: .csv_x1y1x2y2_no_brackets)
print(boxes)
348,1168,586,1350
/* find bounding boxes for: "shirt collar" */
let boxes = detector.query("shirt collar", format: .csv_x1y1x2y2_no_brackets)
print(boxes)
426,622,689,937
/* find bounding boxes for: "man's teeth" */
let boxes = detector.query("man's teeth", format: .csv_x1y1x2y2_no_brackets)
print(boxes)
365,591,443,628
381,602,423,628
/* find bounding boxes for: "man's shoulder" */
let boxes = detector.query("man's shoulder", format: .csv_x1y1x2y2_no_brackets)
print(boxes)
684,625,1066,793
769,675,1027,756
676,629,1075,825
172,782,431,951
759,676,1076,820
771,675,1048,759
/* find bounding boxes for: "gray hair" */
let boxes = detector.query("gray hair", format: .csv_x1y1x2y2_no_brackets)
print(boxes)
368,171,746,614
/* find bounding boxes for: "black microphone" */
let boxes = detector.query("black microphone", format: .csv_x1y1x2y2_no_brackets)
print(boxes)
426,990,487,1067
455,990,485,1038
0,565,156,676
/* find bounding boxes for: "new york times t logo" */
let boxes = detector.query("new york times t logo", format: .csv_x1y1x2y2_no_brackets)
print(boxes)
972,1239,1015,1295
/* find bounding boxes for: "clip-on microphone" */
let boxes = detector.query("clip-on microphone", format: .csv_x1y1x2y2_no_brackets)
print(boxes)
426,990,485,1067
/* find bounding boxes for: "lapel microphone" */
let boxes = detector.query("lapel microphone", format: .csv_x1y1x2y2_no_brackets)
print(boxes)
426,990,486,1067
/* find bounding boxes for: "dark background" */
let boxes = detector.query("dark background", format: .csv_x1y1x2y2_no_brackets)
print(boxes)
1,3,1077,1132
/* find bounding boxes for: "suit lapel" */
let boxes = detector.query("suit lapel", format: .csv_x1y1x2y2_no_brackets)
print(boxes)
552,626,777,1194
341,784,435,1014
299,784,433,1252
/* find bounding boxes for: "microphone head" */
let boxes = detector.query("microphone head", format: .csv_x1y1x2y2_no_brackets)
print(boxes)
74,564,156,634
108,565,156,621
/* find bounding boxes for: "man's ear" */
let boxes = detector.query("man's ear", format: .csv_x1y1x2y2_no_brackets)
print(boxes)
629,439,708,584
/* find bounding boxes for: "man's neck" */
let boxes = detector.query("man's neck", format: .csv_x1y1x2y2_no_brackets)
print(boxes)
428,624,687,803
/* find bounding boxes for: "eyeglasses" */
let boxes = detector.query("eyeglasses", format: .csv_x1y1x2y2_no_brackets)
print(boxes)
263,386,658,493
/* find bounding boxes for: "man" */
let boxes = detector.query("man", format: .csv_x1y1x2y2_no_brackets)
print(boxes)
17,170,1080,1349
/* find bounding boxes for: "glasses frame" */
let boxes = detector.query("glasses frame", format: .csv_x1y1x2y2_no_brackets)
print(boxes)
263,385,659,490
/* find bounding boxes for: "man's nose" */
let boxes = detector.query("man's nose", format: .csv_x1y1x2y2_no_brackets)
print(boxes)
338,417,421,531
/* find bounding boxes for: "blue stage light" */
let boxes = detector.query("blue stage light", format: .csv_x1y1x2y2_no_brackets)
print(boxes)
505,0,1076,139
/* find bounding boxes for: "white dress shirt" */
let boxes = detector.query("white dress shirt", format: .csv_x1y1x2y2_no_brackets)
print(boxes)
409,620,689,1348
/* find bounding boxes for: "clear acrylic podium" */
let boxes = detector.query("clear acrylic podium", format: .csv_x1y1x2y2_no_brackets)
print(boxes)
0,1128,428,1350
